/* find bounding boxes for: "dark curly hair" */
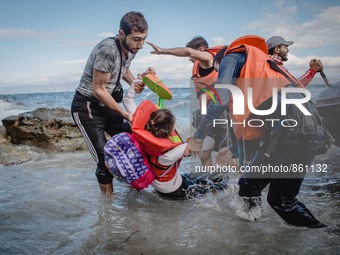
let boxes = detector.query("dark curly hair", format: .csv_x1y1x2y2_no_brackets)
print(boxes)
120,11,148,35
185,36,209,50
213,45,228,70
145,109,175,138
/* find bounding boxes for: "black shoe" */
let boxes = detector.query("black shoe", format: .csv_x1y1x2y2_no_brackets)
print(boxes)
271,201,327,228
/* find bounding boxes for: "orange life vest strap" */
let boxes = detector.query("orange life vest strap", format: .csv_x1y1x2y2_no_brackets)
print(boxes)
149,155,181,182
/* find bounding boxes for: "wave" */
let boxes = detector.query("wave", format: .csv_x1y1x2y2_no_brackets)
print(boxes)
0,98,12,109
0,98,28,125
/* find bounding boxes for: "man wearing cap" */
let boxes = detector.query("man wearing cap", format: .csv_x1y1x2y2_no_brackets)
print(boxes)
266,36,324,87
190,35,332,228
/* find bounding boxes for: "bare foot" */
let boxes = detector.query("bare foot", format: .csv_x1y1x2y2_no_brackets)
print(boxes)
99,183,116,199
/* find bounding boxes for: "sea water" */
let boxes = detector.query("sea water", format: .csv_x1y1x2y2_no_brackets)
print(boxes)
0,86,339,254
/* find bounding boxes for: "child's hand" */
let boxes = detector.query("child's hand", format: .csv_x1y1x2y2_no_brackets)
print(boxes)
134,80,145,94
183,143,190,157
141,66,156,76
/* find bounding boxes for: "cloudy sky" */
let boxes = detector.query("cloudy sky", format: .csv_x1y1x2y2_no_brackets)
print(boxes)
0,0,339,91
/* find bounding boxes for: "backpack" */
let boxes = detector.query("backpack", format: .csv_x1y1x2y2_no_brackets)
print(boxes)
104,132,155,191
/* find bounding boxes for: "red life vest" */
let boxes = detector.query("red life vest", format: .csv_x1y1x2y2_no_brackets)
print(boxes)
223,35,304,140
192,46,224,107
132,100,183,182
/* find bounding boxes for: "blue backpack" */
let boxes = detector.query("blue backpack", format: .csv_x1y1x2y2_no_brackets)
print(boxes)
104,132,155,191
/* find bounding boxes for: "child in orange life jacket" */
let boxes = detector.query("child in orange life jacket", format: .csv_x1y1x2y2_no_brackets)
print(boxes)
123,69,227,199
144,108,192,198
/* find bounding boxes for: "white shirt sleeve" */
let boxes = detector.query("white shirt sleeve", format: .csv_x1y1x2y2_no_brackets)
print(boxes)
157,143,187,166
123,80,139,114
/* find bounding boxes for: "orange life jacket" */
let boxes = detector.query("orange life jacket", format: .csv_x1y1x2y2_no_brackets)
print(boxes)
192,46,224,108
132,100,183,182
223,36,304,140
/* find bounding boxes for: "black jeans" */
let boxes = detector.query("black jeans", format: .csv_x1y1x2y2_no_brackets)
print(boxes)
238,128,328,227
71,92,131,184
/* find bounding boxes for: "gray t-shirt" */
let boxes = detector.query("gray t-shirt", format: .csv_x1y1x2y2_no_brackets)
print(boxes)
76,36,135,103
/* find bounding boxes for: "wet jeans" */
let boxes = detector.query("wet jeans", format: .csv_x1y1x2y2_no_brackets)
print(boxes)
238,128,328,227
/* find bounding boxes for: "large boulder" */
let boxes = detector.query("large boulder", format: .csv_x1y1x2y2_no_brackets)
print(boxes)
2,108,87,152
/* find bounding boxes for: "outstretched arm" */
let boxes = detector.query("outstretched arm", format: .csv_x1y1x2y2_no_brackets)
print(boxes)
147,42,213,66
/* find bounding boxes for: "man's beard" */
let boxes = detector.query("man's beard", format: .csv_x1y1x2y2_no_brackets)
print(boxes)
280,52,288,61
122,37,136,54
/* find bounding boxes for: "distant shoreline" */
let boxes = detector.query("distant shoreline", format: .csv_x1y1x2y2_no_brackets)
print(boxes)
0,79,191,95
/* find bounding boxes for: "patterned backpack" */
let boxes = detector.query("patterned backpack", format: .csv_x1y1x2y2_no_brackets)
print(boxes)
104,132,155,191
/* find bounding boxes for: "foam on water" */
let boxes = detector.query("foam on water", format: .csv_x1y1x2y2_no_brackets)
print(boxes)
0,98,27,125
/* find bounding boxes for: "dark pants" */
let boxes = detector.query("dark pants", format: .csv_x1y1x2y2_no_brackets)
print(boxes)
71,92,131,184
157,174,227,200
238,129,328,227
192,109,229,151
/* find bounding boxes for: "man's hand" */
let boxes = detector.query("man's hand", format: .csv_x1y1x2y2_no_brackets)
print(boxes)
134,66,156,94
188,136,203,157
215,147,239,168
183,143,190,157
147,42,163,55
310,59,323,72
123,66,153,94
134,79,145,94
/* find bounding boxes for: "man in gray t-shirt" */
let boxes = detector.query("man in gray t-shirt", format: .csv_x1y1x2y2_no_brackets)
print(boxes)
77,37,136,103
71,11,148,198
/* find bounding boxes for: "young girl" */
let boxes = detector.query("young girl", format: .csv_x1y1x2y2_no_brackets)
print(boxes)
123,68,227,200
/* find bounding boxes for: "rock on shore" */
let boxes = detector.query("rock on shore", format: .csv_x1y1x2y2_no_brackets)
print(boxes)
1,108,87,165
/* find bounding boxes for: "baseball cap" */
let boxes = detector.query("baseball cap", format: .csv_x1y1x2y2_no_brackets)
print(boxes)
266,36,294,49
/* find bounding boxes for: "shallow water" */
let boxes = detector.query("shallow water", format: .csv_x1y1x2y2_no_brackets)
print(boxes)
0,146,339,255
0,85,339,254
